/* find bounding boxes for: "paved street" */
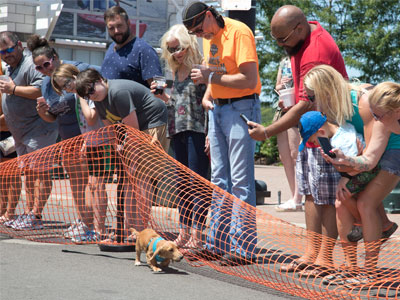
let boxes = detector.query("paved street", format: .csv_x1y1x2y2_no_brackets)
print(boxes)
1,165,399,300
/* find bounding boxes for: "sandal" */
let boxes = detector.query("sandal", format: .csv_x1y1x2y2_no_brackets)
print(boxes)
279,260,309,272
298,265,334,278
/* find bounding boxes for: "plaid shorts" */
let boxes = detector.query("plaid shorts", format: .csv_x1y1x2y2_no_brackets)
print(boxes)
296,147,340,205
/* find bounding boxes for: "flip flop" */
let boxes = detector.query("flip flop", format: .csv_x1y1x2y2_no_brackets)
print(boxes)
279,260,310,272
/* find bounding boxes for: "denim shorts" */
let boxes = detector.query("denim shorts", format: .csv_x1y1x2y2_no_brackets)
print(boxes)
379,149,400,177
296,147,340,205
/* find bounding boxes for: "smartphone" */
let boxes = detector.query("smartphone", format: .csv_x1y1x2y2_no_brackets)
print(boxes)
317,137,336,158
166,79,173,89
240,113,253,129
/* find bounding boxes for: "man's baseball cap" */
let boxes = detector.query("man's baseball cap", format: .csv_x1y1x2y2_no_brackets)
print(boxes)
182,1,210,30
298,111,327,151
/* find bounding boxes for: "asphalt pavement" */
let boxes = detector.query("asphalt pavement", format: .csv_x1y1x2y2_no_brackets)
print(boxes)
1,165,399,300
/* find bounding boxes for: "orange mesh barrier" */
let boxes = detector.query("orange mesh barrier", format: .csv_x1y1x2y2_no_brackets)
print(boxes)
0,124,399,299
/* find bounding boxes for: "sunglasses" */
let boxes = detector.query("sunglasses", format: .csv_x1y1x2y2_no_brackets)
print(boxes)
83,82,96,100
167,45,185,54
62,78,74,91
270,22,300,44
35,57,54,71
370,107,389,121
0,42,18,55
307,94,315,102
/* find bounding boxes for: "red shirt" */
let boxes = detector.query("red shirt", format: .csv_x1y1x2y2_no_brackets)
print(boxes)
291,21,348,148
291,21,348,104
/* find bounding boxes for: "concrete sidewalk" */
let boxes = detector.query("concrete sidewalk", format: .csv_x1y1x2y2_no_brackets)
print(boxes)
254,164,400,236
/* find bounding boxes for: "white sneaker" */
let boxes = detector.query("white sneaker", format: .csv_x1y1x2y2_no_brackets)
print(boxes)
275,199,303,212
64,219,88,239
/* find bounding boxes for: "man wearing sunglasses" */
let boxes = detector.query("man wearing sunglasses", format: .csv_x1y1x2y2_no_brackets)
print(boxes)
101,6,162,88
247,6,348,274
0,31,58,229
182,1,261,266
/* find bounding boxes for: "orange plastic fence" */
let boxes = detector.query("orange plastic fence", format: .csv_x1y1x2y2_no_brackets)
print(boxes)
0,124,398,299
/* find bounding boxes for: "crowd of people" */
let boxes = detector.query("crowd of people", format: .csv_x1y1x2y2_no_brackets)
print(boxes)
0,1,399,275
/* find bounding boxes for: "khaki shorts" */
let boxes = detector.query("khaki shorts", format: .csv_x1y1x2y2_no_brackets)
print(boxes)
143,124,169,152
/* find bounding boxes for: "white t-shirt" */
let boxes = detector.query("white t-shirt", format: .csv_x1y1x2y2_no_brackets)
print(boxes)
331,122,364,156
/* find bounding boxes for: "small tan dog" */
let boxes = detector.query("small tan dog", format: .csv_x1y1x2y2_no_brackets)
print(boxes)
129,228,184,272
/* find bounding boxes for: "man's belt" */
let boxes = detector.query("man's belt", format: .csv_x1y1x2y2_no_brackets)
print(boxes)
214,93,258,106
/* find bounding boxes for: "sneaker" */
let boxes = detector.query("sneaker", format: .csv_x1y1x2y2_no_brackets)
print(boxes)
347,224,363,242
71,230,100,243
275,199,303,212
4,215,21,228
11,212,43,230
64,219,89,239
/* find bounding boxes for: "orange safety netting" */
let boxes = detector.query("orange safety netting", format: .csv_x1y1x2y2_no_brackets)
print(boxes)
0,124,399,300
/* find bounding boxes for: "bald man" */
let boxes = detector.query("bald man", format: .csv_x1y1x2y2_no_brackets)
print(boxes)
248,5,348,273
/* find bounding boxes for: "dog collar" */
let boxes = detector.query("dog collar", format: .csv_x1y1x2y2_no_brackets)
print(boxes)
147,237,165,262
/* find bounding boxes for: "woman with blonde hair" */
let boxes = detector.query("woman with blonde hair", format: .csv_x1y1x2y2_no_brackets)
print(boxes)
304,65,399,282
151,24,209,249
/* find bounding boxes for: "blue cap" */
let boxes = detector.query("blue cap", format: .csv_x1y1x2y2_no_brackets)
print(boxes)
298,111,327,151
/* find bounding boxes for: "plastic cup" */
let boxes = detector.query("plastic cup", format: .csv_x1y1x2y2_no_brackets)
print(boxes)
192,64,206,84
153,75,166,95
0,75,10,82
279,87,295,107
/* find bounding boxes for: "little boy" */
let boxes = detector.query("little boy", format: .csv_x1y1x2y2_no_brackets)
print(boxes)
298,111,379,195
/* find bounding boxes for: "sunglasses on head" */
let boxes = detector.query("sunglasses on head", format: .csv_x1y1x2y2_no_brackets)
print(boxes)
0,42,18,55
62,78,74,90
167,45,185,54
35,57,54,71
84,82,96,100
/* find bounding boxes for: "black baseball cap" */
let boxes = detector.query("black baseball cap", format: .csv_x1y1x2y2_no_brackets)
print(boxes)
182,1,210,30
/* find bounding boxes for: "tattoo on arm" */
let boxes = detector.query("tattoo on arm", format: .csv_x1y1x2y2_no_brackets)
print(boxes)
348,156,371,172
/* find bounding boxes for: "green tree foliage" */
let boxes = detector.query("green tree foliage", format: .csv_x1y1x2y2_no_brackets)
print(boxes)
257,0,400,99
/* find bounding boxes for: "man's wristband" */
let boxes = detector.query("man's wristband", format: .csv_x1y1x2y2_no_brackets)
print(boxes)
208,72,215,85
12,85,16,95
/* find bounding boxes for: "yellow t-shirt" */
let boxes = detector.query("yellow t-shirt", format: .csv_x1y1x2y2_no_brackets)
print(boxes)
203,18,261,99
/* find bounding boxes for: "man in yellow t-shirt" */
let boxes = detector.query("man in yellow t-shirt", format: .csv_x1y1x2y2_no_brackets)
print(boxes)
183,1,261,266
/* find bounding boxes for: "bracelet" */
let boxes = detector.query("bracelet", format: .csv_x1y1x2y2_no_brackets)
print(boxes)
12,85,16,95
208,71,215,85
263,127,269,140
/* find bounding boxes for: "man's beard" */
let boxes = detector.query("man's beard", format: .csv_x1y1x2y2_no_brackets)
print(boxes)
285,39,305,56
111,28,131,45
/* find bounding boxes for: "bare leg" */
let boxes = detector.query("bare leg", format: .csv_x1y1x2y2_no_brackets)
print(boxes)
64,161,91,227
335,199,358,268
314,204,338,268
300,196,322,264
287,127,302,205
357,170,399,269
30,170,53,217
89,175,108,235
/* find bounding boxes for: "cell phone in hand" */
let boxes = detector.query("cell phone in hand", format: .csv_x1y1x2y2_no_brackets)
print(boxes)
317,137,336,158
240,113,253,129
166,79,173,89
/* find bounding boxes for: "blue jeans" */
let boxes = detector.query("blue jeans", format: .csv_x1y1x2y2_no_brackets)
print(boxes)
205,97,261,257
172,131,210,229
